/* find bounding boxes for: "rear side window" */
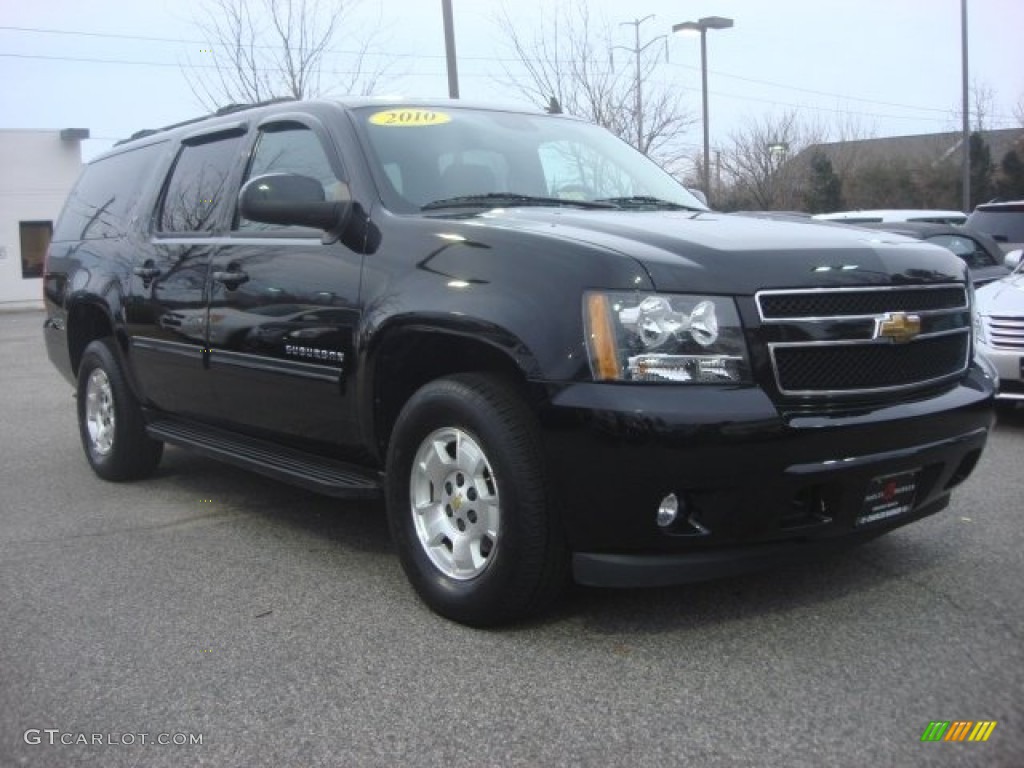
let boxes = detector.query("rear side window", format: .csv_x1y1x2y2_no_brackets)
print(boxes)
968,206,1024,243
159,134,245,233
52,142,166,242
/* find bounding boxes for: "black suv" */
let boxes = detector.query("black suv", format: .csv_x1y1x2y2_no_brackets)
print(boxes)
44,99,995,625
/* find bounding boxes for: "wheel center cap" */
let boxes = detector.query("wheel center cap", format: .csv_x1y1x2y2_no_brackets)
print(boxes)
451,494,463,512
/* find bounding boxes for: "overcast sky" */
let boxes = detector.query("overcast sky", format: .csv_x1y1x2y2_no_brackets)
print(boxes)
1,0,1022,162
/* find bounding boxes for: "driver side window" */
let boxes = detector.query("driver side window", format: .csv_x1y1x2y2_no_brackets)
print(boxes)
237,123,347,231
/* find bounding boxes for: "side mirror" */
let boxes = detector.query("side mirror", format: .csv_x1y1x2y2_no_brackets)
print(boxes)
1004,249,1023,270
687,188,709,207
239,173,351,232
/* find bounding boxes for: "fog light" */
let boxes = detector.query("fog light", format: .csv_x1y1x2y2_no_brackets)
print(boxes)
656,493,680,527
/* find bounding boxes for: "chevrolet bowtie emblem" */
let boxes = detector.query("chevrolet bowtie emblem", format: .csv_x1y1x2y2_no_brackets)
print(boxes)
875,312,921,344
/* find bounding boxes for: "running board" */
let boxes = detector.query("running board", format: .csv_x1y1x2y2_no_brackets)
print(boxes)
146,418,382,500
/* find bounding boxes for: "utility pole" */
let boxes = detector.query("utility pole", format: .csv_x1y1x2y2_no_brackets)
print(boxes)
613,16,665,154
442,0,459,99
960,0,969,211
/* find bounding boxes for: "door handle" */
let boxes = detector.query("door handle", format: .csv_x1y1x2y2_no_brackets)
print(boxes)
212,269,250,288
133,265,162,279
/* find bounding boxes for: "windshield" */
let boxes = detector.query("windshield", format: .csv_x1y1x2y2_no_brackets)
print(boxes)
351,105,708,214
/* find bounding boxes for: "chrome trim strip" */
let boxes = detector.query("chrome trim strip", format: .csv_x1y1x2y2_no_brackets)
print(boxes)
759,307,969,324
755,284,968,322
768,327,969,349
130,337,203,359
208,348,341,383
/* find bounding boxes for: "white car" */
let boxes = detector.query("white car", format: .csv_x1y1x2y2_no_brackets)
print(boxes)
976,250,1024,403
813,209,967,225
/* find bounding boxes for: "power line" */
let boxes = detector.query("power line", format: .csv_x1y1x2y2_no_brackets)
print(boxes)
0,51,490,78
7,50,1017,129
663,61,958,116
0,23,522,63
2,22,1012,120
2,24,1018,128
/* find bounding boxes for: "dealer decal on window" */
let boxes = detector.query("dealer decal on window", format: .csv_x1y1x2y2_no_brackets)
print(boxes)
369,109,452,127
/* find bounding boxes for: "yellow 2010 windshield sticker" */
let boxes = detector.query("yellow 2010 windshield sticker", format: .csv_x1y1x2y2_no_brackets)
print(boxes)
369,109,452,127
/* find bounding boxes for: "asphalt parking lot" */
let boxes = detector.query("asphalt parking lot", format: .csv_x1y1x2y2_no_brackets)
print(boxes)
1,307,1022,767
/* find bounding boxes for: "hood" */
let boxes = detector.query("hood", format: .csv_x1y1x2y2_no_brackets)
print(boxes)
449,208,968,294
977,272,1024,315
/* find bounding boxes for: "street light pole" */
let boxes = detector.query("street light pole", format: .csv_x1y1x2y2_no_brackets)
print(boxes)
960,0,970,212
673,16,733,205
442,0,459,99
699,27,709,198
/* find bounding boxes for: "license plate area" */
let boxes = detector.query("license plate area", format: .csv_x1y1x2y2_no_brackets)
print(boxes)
856,470,918,526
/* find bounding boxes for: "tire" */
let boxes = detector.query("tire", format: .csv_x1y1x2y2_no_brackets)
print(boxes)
385,373,567,626
76,338,163,481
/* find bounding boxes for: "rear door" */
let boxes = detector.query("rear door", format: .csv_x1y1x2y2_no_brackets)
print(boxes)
205,116,362,452
129,124,247,419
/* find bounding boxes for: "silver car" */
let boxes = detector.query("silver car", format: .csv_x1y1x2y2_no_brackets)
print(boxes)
977,250,1024,403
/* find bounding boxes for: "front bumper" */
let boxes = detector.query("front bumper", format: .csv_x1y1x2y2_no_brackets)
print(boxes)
538,365,995,587
978,342,1024,400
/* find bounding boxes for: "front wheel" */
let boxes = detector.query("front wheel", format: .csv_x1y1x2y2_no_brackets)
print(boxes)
77,338,163,481
385,374,566,626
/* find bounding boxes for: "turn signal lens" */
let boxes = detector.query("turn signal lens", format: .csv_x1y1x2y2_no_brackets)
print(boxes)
585,293,621,381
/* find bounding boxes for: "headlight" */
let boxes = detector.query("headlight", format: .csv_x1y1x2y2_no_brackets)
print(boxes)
584,291,751,383
968,281,986,346
973,311,987,346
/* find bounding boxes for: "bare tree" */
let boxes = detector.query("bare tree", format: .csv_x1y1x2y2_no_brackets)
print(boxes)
970,80,996,132
183,0,389,109
493,2,695,168
719,111,826,210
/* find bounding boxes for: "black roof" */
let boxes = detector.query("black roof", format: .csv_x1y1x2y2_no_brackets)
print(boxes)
110,97,552,150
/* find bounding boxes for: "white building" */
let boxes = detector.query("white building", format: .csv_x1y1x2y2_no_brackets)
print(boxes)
0,129,87,309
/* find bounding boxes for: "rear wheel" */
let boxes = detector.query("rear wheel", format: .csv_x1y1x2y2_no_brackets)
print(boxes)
385,373,567,626
77,338,163,481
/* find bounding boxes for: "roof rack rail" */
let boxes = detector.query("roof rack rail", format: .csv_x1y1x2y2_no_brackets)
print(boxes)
215,96,295,116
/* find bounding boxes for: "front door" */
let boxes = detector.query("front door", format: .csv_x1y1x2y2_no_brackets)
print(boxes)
205,119,362,453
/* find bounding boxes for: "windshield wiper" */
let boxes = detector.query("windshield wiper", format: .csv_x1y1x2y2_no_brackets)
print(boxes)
594,196,704,211
421,193,618,211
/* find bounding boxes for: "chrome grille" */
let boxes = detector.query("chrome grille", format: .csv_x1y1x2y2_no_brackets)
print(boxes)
985,315,1024,350
759,287,967,319
757,285,971,397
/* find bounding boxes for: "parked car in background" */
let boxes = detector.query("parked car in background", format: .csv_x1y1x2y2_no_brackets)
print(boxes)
813,209,967,225
967,200,1024,253
976,251,1024,406
851,222,1011,287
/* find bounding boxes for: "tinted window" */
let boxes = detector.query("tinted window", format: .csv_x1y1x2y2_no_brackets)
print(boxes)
237,123,345,231
968,207,1024,243
159,134,244,233
52,142,166,242
926,234,996,268
907,215,966,224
